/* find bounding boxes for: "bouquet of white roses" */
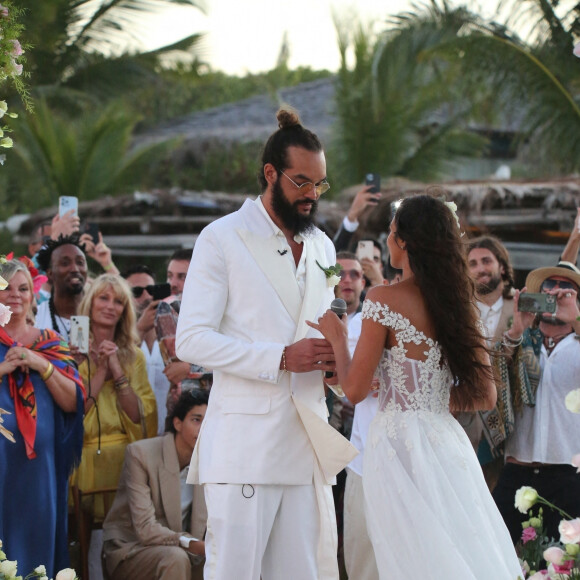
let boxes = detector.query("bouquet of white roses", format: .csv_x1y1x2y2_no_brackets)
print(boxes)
0,539,78,580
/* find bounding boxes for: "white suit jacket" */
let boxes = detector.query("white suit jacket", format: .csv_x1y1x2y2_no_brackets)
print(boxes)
176,197,356,486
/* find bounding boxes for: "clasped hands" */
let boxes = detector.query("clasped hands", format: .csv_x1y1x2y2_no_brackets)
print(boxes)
281,309,347,379
2,346,47,375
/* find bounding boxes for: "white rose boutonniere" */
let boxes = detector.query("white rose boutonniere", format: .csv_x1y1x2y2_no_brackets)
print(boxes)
316,260,342,288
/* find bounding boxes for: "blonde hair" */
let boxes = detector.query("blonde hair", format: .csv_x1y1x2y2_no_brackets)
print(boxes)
78,274,140,370
0,259,34,294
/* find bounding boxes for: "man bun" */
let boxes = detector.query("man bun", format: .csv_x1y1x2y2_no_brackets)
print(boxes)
276,108,302,130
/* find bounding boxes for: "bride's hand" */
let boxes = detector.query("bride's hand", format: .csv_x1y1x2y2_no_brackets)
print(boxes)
306,308,348,345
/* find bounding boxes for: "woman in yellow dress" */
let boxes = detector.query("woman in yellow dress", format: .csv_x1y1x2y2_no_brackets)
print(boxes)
73,274,157,518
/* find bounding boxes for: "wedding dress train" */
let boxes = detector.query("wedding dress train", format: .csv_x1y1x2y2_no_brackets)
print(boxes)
361,301,522,579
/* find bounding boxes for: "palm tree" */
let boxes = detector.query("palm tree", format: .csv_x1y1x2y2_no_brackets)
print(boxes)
15,0,206,106
6,99,177,208
330,2,488,187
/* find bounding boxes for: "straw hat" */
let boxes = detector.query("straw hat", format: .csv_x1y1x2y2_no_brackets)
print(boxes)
525,261,580,292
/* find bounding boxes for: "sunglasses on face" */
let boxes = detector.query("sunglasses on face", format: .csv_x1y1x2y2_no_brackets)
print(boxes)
132,285,155,298
540,279,576,292
339,269,363,281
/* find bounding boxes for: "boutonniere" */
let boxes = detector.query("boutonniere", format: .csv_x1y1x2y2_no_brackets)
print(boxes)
316,260,342,288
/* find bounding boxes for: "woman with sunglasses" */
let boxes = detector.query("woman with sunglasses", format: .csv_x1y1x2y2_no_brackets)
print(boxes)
71,274,157,527
492,261,580,543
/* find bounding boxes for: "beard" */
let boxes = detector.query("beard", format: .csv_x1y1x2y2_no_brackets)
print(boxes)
475,273,502,296
271,177,318,235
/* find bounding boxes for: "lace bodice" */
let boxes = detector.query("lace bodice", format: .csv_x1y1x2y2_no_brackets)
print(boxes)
362,300,453,420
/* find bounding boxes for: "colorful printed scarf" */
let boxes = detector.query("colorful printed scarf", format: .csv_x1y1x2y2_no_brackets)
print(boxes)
0,326,86,459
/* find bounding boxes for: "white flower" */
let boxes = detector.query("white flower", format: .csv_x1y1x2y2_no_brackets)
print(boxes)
443,200,461,230
565,389,580,413
572,453,580,473
0,137,13,149
55,568,77,580
559,518,580,544
0,101,6,119
327,274,340,288
0,303,11,324
514,486,539,513
35,565,47,575
575,42,580,58
0,559,18,577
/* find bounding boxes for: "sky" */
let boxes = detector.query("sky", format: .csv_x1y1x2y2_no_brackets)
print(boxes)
148,0,418,75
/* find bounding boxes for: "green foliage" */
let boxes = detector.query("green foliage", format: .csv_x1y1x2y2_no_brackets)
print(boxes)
330,2,488,188
6,100,179,206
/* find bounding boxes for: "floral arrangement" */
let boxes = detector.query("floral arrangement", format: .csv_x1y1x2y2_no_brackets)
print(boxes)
316,260,342,287
0,1,31,163
514,487,580,578
0,539,78,580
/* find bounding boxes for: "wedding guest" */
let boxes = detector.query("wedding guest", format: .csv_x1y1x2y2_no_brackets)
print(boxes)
123,265,171,434
72,273,157,523
493,261,580,542
0,259,85,577
103,389,208,580
35,234,88,342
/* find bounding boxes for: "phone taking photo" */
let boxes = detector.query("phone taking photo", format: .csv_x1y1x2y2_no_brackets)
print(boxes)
81,222,99,244
365,172,381,194
518,293,557,314
70,315,90,353
59,196,78,218
357,240,374,262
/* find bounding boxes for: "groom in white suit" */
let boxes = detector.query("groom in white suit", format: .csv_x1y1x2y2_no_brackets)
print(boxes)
176,109,357,580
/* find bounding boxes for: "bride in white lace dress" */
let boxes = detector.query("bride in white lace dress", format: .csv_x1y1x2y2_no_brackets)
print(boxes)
309,195,522,579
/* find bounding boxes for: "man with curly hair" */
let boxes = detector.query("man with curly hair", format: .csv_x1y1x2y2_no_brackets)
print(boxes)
35,234,88,342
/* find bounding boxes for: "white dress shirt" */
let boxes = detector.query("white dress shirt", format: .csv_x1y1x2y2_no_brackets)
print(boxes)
505,333,580,464
476,295,503,345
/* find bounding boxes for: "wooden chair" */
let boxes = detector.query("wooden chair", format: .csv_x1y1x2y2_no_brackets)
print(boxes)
71,485,117,580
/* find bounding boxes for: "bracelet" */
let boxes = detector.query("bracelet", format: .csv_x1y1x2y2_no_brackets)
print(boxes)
103,262,113,272
281,347,287,372
41,362,55,382
114,376,129,391
502,331,523,347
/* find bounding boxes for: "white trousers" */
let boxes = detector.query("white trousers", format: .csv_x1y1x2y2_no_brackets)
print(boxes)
343,469,379,580
204,483,320,580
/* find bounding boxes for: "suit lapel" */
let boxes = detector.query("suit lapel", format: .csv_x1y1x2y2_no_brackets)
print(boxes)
237,227,302,324
159,434,182,532
294,235,328,342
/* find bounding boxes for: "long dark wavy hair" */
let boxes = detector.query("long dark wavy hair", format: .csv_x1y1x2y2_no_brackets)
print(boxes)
393,194,491,409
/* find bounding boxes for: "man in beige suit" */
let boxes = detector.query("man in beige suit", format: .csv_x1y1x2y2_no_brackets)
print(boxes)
102,390,208,580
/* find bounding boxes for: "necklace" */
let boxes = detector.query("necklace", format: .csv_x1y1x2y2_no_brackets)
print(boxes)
48,294,69,339
544,330,571,352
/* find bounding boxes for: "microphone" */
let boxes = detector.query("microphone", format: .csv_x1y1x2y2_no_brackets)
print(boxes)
325,298,347,378
278,249,288,256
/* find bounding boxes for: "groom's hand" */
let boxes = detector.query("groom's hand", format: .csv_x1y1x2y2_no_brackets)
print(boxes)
284,338,336,373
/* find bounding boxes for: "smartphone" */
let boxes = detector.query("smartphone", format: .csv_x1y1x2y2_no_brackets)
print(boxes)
357,240,374,262
518,293,557,314
81,222,99,244
150,283,171,301
365,172,381,194
59,196,78,218
70,315,90,353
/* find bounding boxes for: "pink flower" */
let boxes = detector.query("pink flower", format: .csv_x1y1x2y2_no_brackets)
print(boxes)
0,4,8,18
553,559,574,575
544,546,566,565
575,42,580,58
559,518,580,544
522,526,538,544
572,454,580,473
10,39,22,57
527,572,548,579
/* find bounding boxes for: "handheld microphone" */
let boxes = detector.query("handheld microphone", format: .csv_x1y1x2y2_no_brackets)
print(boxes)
325,298,347,378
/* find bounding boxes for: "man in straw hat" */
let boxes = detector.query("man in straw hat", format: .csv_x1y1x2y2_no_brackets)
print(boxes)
492,260,580,543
